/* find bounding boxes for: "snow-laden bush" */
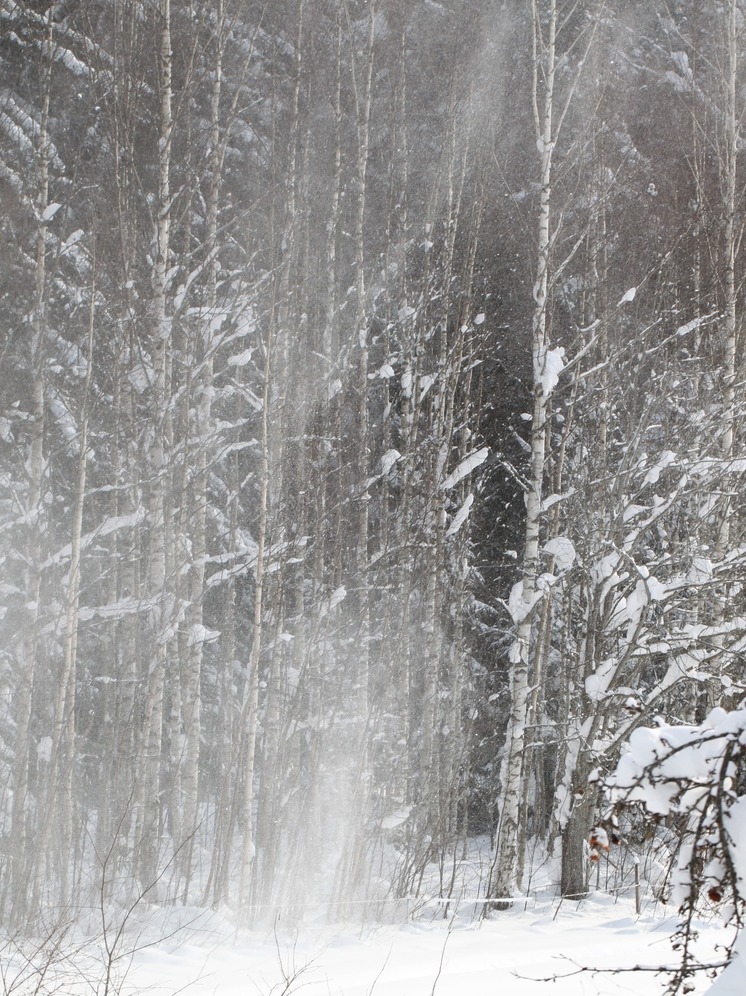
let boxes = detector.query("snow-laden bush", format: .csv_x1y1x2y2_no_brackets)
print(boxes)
605,707,746,993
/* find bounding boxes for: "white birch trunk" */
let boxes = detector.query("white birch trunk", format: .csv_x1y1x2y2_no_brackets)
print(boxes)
717,0,739,562
238,336,270,910
32,280,95,911
177,0,228,897
12,13,54,918
329,2,377,912
491,0,557,906
135,0,174,889
352,1,376,729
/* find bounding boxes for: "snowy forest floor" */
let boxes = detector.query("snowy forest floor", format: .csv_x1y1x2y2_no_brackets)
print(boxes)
5,838,743,994
11,890,742,996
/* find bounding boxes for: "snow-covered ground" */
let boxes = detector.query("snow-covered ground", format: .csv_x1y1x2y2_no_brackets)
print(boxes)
7,832,742,995
58,892,738,996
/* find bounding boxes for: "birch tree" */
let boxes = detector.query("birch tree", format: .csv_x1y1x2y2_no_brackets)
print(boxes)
133,0,175,890
490,0,562,906
2,7,57,919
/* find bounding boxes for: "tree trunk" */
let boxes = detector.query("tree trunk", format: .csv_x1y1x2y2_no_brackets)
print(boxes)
135,0,174,890
560,786,597,900
491,0,558,907
11,12,54,921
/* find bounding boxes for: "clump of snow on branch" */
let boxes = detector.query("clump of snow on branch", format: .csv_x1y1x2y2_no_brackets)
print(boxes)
319,585,347,619
585,659,616,703
505,580,545,627
380,448,401,475
536,345,565,396
41,201,61,222
446,493,474,537
643,449,676,485
441,447,489,490
187,624,220,647
606,707,746,911
542,535,576,572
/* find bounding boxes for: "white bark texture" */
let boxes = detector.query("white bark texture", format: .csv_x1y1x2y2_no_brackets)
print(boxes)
492,0,557,906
